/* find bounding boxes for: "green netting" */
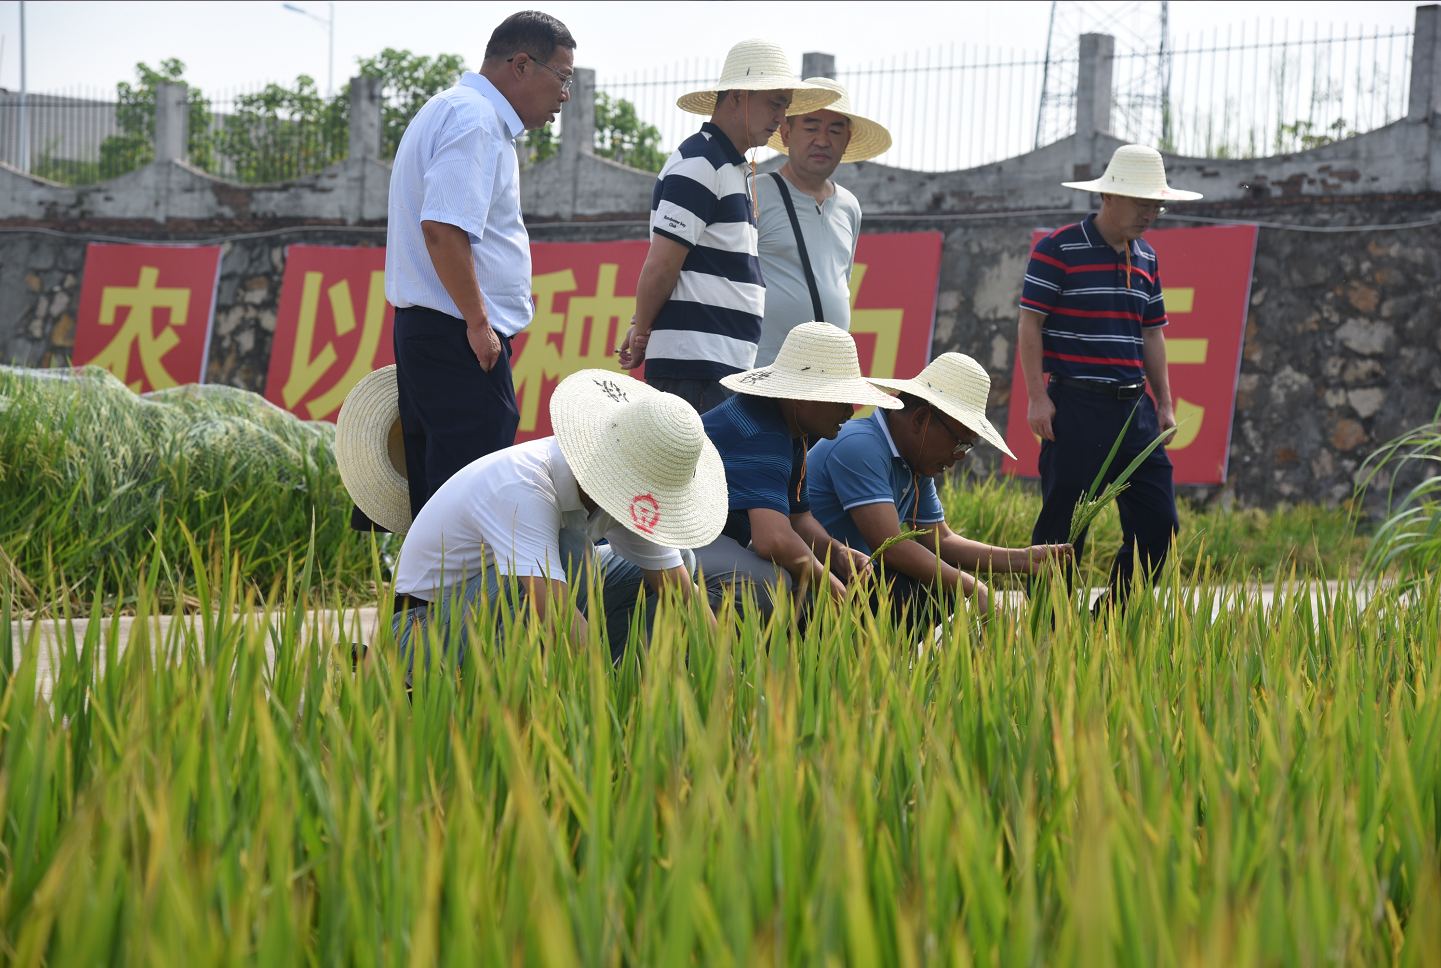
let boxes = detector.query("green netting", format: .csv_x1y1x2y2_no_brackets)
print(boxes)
0,365,385,607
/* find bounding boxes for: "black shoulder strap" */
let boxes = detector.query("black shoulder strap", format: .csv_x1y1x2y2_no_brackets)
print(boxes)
769,171,825,323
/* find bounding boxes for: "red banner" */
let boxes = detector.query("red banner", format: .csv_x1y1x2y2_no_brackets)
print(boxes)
1002,223,1258,485
514,232,943,442
264,245,395,422
72,243,222,392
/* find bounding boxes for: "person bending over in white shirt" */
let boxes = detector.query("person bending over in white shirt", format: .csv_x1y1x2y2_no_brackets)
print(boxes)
391,371,728,673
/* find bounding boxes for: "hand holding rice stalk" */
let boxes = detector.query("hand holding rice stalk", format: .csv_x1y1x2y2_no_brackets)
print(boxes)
1068,403,1184,545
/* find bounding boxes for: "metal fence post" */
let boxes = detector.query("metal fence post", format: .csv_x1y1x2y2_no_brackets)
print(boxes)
1075,33,1115,135
153,81,189,163
349,76,383,159
802,53,837,80
1407,4,1441,121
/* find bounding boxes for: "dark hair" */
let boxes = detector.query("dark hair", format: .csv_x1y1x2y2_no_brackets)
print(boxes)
714,90,730,111
484,10,576,65
897,391,932,414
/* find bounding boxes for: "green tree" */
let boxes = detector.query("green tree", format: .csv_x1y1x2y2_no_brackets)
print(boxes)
98,59,214,179
594,93,666,172
355,49,467,158
214,74,346,183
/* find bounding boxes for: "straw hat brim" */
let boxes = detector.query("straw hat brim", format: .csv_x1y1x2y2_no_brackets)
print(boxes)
868,376,1016,459
678,83,839,117
1061,178,1203,201
766,110,892,163
720,368,902,409
335,365,412,535
550,371,728,549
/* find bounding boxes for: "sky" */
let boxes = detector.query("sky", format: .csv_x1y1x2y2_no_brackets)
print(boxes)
0,0,1425,98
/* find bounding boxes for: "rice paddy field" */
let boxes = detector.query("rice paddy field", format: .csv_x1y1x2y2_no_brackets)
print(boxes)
1,365,1438,965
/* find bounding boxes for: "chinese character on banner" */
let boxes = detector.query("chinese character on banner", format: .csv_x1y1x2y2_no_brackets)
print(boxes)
515,241,649,442
515,232,943,442
1002,223,1259,485
264,245,394,422
848,232,943,417
72,243,223,392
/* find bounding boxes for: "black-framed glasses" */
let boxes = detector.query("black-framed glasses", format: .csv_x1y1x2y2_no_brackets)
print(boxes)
932,413,976,458
508,53,573,93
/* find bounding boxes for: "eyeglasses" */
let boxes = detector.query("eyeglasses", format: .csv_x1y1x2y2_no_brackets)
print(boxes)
509,53,573,93
1131,199,1167,215
932,413,976,458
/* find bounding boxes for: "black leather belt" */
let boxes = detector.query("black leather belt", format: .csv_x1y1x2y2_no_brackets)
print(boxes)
1050,375,1146,399
393,593,429,614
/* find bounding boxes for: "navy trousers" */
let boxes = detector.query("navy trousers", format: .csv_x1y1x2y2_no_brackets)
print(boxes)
645,376,733,415
394,306,520,518
1031,382,1179,603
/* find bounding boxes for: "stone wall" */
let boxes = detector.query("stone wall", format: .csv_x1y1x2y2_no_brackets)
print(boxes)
868,198,1441,508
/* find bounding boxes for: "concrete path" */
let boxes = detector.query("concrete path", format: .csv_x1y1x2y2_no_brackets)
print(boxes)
9,580,1381,700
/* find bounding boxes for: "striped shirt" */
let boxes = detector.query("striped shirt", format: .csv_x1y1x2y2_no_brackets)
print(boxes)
701,393,809,548
1019,214,1167,382
385,72,534,337
646,122,765,380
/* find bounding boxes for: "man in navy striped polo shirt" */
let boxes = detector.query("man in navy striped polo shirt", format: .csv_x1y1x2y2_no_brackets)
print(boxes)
1016,144,1202,610
616,40,837,413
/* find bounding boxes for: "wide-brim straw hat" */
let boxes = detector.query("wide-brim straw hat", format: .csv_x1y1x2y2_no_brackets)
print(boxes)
1062,143,1203,201
720,322,901,410
677,39,841,116
869,353,1016,458
765,77,892,163
550,370,727,549
335,365,411,534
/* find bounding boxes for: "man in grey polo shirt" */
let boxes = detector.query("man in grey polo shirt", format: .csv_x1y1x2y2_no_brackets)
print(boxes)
754,78,892,367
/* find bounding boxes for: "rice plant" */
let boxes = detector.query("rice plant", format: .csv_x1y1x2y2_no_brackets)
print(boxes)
1358,403,1441,584
1,524,1436,965
0,365,394,611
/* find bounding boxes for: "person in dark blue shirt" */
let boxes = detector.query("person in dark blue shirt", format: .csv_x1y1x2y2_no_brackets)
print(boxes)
811,353,1070,624
695,323,900,616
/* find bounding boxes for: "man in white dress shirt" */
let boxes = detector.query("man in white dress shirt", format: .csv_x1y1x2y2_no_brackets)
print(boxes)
378,11,575,527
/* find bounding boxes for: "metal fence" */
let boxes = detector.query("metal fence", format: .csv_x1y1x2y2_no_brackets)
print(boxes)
598,19,1414,171
0,18,1420,184
0,85,352,185
1113,22,1414,158
0,88,122,182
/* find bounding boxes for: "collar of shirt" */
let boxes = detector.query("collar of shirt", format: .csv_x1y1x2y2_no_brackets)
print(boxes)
547,437,615,538
869,408,920,499
870,408,902,459
700,121,746,166
460,71,525,142
1080,212,1141,259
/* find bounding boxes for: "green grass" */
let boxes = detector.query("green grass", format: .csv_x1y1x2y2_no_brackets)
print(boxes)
0,365,394,612
1,534,1437,965
942,473,1367,584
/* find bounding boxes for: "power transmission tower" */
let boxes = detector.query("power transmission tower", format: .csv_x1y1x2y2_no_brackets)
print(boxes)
1033,1,1172,150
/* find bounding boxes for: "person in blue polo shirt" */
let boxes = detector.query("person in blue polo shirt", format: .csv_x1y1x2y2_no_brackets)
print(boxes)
1017,144,1202,610
616,40,838,413
694,323,901,616
810,353,1071,623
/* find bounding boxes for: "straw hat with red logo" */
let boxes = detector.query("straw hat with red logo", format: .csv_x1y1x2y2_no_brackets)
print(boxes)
549,370,728,549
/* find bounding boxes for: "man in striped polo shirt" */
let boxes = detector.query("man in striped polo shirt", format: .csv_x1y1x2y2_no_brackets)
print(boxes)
1016,144,1202,610
616,40,837,413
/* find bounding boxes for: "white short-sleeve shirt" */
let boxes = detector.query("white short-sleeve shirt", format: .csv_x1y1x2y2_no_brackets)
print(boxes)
393,437,685,598
384,72,535,337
